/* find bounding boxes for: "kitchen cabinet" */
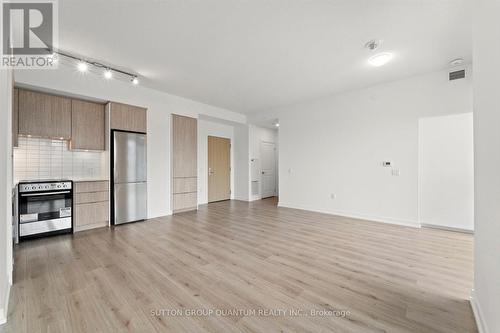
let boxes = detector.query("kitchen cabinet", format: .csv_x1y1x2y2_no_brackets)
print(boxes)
74,181,109,232
172,114,197,178
12,88,18,147
172,114,197,213
109,102,147,133
71,99,105,151
18,89,72,139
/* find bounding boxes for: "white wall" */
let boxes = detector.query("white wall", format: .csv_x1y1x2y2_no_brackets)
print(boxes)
197,119,234,204
261,68,472,227
248,125,279,200
418,113,474,231
233,124,250,201
0,69,13,324
472,1,500,332
14,66,246,218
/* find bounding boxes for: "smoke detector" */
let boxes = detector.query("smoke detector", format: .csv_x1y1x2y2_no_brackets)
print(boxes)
364,39,382,51
450,58,464,66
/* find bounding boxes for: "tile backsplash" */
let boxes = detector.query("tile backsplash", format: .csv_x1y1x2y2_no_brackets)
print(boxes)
14,137,106,183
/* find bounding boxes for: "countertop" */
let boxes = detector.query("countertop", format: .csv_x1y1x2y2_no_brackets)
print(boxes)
14,178,109,186
72,179,109,183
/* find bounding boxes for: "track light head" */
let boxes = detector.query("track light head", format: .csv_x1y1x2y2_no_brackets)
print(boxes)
77,61,88,72
104,69,113,79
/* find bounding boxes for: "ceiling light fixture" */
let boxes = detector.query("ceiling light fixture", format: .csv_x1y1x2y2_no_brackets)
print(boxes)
77,61,88,72
275,123,280,127
104,69,113,79
368,52,393,67
48,49,140,84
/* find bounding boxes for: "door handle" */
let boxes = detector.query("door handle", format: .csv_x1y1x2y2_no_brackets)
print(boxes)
21,191,71,197
209,168,214,176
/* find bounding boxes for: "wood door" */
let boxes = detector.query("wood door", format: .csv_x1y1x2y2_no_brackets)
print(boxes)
260,141,276,198
71,99,105,150
208,136,231,203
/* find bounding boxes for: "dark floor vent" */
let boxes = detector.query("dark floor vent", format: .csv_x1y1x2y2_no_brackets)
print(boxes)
449,69,466,81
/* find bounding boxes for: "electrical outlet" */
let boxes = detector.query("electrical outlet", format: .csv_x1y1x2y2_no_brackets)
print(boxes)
330,193,336,199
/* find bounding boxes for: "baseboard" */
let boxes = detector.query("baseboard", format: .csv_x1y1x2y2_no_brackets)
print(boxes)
0,281,11,325
470,289,489,333
421,223,474,234
277,201,420,228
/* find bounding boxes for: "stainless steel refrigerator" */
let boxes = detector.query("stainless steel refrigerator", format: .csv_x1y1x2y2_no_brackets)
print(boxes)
112,131,147,225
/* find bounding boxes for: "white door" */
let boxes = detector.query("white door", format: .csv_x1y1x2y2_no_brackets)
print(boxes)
260,141,276,198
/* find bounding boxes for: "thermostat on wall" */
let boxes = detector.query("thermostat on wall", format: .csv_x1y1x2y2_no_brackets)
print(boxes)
382,161,392,167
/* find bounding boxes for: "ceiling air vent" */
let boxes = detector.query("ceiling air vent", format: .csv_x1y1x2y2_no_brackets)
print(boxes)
449,69,465,81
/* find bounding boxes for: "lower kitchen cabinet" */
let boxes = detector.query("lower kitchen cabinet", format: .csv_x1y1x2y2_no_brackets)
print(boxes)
74,181,109,232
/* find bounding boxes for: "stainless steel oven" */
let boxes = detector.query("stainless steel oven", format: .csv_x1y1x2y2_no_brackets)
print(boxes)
17,180,73,241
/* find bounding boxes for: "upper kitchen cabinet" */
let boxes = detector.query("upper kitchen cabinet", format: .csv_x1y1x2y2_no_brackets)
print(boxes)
172,114,197,178
12,88,18,147
18,89,72,139
109,102,147,133
70,100,105,151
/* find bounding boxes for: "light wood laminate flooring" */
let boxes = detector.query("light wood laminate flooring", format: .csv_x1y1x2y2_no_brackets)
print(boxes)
1,198,476,333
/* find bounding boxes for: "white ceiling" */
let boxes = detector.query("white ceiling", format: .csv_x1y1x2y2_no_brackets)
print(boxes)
58,0,472,114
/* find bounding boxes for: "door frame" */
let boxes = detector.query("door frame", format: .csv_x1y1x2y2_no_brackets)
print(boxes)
207,135,232,203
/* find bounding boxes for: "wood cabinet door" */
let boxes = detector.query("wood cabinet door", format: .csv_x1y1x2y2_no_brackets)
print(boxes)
18,89,51,137
12,88,18,147
109,102,147,133
172,114,197,178
50,95,72,139
75,201,109,227
71,99,105,150
18,89,71,139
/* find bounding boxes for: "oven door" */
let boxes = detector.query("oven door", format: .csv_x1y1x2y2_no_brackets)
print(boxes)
18,191,72,237
19,190,72,222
